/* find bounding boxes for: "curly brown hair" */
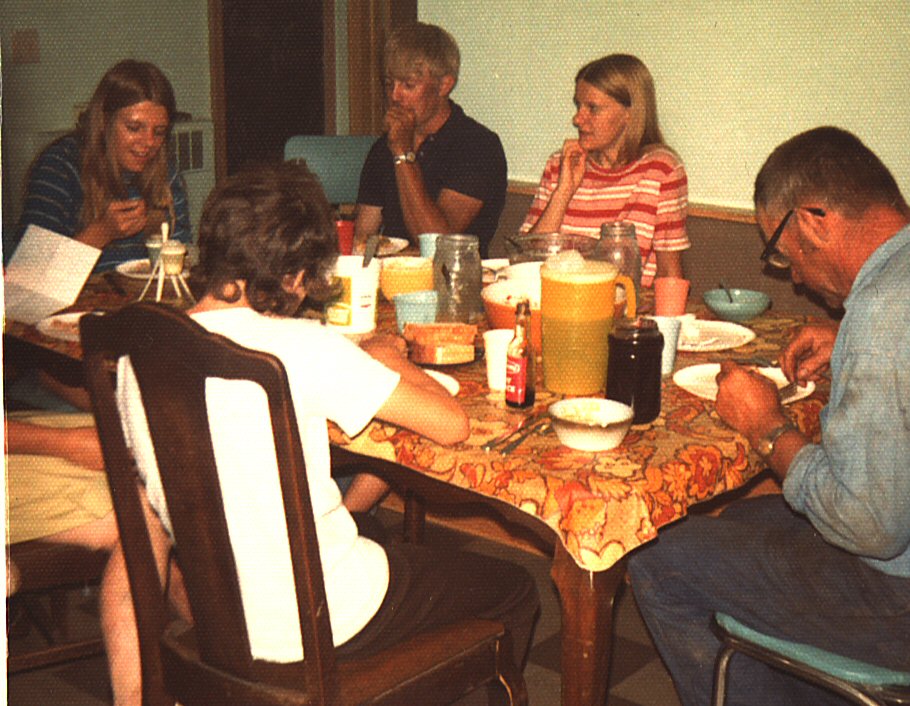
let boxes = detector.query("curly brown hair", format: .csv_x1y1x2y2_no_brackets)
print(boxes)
194,162,339,316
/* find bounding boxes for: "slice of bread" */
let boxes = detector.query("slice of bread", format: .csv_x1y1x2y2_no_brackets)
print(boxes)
403,323,477,364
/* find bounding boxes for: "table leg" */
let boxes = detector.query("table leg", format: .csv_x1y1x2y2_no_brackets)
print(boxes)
550,544,627,706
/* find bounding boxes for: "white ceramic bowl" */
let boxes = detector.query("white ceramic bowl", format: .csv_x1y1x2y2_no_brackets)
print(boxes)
549,398,634,451
499,261,543,289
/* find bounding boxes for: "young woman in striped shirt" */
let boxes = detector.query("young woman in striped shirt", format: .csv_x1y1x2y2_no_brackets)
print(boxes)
11,60,191,272
522,54,689,286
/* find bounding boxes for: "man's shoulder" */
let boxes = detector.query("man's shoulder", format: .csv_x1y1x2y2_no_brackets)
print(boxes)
445,102,504,148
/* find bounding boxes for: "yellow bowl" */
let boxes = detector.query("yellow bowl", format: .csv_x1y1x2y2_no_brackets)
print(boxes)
379,257,434,301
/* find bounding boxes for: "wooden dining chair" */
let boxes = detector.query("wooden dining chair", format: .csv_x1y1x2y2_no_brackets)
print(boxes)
80,301,528,706
712,612,910,706
7,540,108,673
284,135,376,206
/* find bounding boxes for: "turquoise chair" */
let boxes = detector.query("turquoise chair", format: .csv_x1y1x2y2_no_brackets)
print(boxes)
284,135,376,206
712,612,910,705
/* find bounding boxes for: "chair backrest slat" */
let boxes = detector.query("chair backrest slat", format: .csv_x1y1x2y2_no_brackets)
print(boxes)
283,135,375,205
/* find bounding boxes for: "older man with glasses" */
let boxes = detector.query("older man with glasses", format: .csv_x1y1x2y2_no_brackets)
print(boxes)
627,126,910,706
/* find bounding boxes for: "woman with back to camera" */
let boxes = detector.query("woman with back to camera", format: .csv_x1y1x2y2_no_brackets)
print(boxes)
11,59,191,271
521,54,689,285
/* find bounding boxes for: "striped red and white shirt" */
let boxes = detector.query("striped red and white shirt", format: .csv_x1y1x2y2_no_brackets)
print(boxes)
521,146,689,286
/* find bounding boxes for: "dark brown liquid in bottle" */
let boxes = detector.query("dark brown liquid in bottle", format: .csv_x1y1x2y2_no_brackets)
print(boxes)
506,299,536,409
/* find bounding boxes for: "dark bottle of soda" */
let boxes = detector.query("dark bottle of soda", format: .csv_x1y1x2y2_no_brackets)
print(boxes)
505,298,536,409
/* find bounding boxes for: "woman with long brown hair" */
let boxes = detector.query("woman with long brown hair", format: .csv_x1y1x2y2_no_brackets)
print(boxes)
11,59,191,270
521,54,689,285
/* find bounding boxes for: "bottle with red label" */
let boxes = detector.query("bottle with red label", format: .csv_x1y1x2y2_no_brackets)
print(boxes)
505,298,536,408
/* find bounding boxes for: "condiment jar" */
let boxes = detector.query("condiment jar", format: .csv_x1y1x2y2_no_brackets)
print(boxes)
593,221,642,314
605,317,663,424
433,234,482,323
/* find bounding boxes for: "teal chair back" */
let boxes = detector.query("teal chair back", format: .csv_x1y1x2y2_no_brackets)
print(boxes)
713,612,910,705
284,135,376,206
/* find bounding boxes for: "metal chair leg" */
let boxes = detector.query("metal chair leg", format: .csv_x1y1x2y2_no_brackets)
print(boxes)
712,643,735,706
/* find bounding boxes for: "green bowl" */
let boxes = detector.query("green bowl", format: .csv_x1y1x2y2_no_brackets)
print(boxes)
703,288,770,322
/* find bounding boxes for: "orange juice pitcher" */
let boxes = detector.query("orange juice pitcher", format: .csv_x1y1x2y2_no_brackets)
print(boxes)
540,253,635,395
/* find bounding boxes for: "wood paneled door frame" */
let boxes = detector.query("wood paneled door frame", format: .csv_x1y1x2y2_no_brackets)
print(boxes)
207,0,415,181
207,0,339,181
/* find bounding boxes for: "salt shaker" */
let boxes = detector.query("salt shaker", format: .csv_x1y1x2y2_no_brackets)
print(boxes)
433,234,482,323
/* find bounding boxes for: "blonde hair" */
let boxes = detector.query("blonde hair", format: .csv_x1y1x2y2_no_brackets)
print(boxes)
384,22,460,83
575,54,666,165
77,60,177,230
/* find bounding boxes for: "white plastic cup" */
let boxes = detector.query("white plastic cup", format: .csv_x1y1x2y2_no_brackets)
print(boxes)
483,328,514,392
325,255,381,335
648,315,683,376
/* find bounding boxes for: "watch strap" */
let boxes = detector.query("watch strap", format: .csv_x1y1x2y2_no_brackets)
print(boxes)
756,421,798,458
393,151,416,166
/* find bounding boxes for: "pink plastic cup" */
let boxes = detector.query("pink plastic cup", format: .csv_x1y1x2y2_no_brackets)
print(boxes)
654,277,691,316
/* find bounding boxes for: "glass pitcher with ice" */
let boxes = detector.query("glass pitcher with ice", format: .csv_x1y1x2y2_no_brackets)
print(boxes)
540,251,636,395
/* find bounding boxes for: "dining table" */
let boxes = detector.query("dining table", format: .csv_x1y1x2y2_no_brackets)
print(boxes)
4,266,829,706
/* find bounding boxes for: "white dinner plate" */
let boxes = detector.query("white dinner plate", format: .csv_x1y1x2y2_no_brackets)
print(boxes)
378,237,409,256
677,319,756,352
35,312,90,342
115,258,153,279
673,363,814,403
355,237,410,257
424,369,460,396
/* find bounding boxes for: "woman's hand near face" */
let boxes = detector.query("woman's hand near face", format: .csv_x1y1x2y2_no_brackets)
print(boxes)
527,139,588,234
104,199,149,238
77,198,148,249
556,139,587,196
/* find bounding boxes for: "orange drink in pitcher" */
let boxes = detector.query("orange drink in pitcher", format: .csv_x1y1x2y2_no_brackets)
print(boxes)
540,254,636,395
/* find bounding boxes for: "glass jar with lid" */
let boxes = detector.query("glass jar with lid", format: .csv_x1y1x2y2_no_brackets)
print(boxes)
433,234,483,322
593,221,642,313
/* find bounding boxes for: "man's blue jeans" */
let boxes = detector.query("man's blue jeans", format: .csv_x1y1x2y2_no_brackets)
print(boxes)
627,496,910,706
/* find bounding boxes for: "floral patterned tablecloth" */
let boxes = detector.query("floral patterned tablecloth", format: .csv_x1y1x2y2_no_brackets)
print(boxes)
5,274,827,572
336,304,828,572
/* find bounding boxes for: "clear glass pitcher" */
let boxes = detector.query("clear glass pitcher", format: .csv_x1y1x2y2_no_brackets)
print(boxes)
593,222,642,310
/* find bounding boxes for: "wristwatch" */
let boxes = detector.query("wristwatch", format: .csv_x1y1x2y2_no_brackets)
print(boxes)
756,421,798,459
393,151,416,166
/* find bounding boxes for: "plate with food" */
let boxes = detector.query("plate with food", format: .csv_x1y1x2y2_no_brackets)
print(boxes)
672,363,814,404
35,312,92,343
677,319,756,352
115,258,154,279
356,236,410,257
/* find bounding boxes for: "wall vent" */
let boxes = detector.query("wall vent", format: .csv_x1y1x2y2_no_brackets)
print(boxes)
170,127,207,172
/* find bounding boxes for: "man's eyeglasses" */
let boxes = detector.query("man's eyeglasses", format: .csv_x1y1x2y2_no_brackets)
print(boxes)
759,207,826,269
